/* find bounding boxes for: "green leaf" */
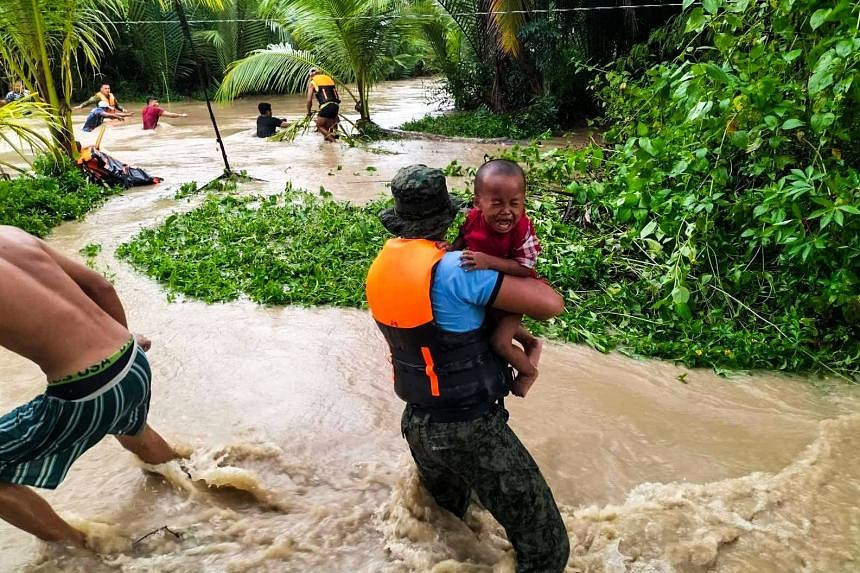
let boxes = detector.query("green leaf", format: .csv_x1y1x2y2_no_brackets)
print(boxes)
810,8,831,30
703,0,719,14
687,101,713,121
704,63,731,84
640,220,658,238
780,119,804,130
684,8,707,34
810,112,835,132
730,130,748,148
639,137,657,156
764,115,779,129
808,51,838,96
835,40,852,58
682,0,695,9
669,160,689,177
674,301,693,320
837,205,860,215
672,285,691,304
782,49,802,62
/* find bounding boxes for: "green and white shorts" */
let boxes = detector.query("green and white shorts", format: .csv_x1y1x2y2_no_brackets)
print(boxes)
0,341,151,489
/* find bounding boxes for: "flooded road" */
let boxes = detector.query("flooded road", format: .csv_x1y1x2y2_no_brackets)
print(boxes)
1,80,859,573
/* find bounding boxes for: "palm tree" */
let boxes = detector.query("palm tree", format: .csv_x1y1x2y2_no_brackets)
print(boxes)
124,0,193,95
216,0,413,124
0,0,119,156
195,0,289,80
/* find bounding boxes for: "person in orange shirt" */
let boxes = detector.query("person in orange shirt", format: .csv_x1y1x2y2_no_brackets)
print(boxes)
306,68,340,142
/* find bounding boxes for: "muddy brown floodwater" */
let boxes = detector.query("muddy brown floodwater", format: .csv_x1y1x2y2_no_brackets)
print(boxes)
1,79,859,573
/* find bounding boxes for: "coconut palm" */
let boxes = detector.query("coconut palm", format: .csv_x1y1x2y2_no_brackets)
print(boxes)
124,0,193,95
0,0,120,155
216,0,412,124
194,0,289,81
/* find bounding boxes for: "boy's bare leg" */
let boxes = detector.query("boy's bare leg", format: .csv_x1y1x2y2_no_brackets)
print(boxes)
512,324,543,369
114,424,178,465
0,483,85,546
491,314,538,397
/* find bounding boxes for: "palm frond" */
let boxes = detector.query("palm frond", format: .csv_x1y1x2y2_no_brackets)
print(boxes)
216,44,327,100
487,0,529,57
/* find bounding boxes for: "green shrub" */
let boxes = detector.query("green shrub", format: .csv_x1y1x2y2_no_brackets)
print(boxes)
0,156,121,236
494,0,859,377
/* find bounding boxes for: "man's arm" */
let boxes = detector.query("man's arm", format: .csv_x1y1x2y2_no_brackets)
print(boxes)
162,111,189,119
38,242,128,327
74,95,97,110
306,82,315,114
492,275,563,320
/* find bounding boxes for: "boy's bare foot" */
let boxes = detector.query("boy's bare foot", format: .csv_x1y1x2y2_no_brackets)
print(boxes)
511,369,538,398
523,338,543,369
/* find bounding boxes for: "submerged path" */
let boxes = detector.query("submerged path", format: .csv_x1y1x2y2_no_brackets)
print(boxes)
0,80,858,572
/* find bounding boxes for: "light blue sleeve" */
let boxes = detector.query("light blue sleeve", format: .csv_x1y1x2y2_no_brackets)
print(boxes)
431,252,501,332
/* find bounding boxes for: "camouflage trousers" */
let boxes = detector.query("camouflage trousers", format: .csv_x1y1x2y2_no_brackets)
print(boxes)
401,404,570,573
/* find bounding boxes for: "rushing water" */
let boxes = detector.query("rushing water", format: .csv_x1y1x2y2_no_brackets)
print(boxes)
0,80,858,573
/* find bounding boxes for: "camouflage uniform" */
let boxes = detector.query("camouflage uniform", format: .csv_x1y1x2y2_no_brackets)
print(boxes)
401,404,570,573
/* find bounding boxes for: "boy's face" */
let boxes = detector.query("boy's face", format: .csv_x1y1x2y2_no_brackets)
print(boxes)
474,173,526,234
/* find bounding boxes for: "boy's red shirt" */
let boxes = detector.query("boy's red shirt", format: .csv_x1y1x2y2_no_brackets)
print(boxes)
461,208,541,274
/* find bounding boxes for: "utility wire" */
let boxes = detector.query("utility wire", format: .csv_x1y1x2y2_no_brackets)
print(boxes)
115,3,688,24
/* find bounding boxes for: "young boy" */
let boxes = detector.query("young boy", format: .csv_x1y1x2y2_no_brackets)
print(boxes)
451,159,544,396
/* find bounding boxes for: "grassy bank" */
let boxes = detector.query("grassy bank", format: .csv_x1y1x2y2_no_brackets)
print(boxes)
0,157,122,237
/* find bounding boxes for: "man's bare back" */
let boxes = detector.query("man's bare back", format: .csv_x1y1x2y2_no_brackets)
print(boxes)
0,225,130,380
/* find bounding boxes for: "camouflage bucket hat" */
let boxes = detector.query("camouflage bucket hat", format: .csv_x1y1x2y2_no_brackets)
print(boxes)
379,165,463,238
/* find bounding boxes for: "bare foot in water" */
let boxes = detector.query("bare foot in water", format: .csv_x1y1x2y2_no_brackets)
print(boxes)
511,368,538,398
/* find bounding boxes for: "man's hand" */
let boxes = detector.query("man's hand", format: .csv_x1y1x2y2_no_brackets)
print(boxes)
434,240,453,251
460,250,492,270
135,334,152,352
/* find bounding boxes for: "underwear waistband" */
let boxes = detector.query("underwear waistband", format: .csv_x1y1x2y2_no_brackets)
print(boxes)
46,338,137,401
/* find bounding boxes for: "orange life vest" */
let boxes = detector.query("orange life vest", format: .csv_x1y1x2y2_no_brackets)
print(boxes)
311,74,340,106
366,238,511,408
96,92,118,111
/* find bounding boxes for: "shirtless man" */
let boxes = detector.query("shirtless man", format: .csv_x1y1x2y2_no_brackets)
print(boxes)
0,226,178,547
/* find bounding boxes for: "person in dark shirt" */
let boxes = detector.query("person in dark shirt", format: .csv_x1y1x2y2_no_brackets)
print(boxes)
256,102,288,138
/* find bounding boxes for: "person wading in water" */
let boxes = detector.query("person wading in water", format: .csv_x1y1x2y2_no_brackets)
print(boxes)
305,68,340,142
0,226,179,548
365,165,570,572
74,83,128,114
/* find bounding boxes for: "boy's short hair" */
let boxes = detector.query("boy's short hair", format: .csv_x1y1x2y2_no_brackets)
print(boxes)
146,96,157,105
258,102,272,115
474,159,526,195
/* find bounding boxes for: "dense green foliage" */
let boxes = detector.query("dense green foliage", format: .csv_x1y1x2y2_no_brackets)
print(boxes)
493,0,859,376
117,189,389,305
0,157,121,236
425,0,679,125
399,104,555,139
